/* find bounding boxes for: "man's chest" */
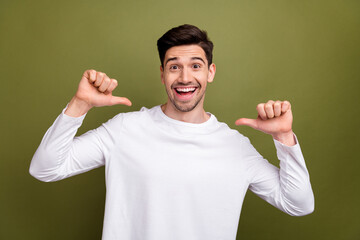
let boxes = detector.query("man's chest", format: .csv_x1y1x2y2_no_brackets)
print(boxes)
106,132,248,190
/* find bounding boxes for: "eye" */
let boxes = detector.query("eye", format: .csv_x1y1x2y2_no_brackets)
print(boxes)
193,64,201,69
170,65,179,70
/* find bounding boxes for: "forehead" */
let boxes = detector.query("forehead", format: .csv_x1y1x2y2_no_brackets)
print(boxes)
165,45,207,62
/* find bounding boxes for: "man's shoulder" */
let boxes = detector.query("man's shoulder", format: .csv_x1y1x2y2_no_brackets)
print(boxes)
211,116,249,142
109,105,156,123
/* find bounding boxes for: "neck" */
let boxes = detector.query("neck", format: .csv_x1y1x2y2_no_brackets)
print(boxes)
161,102,210,124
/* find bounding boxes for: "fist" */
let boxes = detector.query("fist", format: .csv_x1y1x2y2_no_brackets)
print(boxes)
235,100,295,145
65,70,131,117
75,69,132,108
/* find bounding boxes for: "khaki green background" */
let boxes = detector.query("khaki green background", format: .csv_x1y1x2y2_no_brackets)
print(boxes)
1,0,359,239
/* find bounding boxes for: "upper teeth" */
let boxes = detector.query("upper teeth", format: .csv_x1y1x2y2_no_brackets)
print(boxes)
176,87,196,92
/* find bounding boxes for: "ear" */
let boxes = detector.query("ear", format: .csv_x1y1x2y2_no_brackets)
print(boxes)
207,63,216,83
160,65,164,84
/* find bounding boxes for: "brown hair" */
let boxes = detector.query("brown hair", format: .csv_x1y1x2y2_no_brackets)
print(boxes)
157,24,214,68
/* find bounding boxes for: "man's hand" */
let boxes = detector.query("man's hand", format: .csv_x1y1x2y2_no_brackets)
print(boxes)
65,70,132,117
235,100,296,146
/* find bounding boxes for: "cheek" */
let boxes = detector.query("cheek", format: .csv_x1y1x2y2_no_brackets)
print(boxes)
162,78,173,89
164,73,178,83
194,72,209,82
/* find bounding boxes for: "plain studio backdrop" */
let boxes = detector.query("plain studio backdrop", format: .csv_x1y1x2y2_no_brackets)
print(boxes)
0,0,359,239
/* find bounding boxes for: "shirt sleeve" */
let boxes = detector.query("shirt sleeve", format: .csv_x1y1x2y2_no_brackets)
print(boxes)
247,135,315,216
29,106,121,182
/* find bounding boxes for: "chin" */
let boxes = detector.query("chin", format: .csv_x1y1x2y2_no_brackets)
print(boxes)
174,104,197,112
172,98,203,112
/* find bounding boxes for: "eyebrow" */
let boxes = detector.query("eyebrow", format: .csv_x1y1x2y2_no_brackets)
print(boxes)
191,57,205,64
165,56,206,66
165,57,178,66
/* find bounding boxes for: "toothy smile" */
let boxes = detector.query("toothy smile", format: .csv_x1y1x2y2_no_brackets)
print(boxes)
175,87,196,93
172,86,199,100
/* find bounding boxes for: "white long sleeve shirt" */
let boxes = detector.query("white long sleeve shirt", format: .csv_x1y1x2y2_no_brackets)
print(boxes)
30,105,314,240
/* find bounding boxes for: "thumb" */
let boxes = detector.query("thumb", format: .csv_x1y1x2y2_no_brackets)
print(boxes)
109,96,132,106
235,118,258,129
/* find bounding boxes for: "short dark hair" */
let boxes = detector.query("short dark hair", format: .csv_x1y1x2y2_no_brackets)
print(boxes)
157,24,214,68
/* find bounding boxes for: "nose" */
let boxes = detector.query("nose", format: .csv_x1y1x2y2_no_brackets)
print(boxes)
179,67,192,83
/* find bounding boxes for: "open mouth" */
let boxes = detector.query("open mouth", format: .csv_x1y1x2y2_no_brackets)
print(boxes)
172,86,198,101
174,87,197,96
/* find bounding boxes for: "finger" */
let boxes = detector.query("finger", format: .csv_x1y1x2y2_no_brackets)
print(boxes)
83,69,97,83
110,96,132,106
256,103,267,120
104,79,118,95
281,100,291,113
264,100,275,119
274,100,282,117
94,72,105,87
89,69,97,83
235,118,258,129
265,100,275,118
98,76,111,92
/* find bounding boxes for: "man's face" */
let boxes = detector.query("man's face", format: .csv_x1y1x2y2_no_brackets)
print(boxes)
160,44,216,112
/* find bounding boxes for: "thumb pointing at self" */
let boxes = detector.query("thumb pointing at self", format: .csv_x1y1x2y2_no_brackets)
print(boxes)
109,96,132,106
235,118,258,129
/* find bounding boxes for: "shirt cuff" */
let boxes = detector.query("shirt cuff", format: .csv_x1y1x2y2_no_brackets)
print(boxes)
61,104,87,122
273,133,305,163
273,133,302,152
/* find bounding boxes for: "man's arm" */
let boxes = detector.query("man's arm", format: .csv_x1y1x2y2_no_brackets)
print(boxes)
235,100,314,216
29,70,131,181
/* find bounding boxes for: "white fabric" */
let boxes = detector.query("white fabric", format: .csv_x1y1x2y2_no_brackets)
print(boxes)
30,105,314,240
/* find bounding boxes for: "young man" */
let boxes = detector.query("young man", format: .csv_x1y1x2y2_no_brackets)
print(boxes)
30,24,314,240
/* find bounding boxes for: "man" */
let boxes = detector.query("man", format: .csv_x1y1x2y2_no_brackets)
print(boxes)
30,24,314,240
